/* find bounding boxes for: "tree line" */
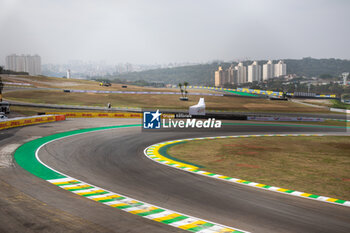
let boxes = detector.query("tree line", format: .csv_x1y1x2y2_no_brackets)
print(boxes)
95,57,350,86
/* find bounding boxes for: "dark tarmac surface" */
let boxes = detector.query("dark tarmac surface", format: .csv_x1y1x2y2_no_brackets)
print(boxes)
0,119,349,232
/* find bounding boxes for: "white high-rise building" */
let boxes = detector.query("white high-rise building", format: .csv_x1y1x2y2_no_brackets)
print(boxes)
5,54,41,75
342,72,349,85
235,62,247,84
227,64,237,85
214,66,225,87
214,65,237,87
274,60,286,77
262,60,274,80
125,63,133,73
247,61,261,83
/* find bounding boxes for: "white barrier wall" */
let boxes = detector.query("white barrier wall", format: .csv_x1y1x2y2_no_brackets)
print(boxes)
247,116,325,122
330,108,350,114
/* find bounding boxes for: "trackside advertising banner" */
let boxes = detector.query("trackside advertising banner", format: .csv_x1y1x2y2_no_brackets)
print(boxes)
46,112,142,118
0,115,66,130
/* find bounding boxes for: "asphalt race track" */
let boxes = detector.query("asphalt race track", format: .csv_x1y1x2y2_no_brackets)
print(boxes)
1,119,350,232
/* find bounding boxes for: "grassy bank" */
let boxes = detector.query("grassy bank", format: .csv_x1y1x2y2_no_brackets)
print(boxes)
4,90,331,113
1,75,215,93
168,136,350,200
331,99,350,110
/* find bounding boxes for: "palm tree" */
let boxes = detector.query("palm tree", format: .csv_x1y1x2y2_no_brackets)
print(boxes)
178,83,183,97
183,82,188,97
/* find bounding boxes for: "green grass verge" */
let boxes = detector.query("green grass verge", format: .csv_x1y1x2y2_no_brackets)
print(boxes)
331,99,350,110
223,90,258,97
4,90,332,113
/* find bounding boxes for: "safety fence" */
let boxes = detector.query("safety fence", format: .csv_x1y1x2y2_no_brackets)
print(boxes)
0,115,66,130
64,89,223,97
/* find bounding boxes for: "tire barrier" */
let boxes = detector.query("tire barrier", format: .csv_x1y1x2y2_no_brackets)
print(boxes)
145,134,350,207
0,115,65,131
14,125,247,233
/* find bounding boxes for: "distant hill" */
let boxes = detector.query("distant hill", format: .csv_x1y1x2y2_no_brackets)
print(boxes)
108,58,350,85
284,57,350,77
111,63,219,86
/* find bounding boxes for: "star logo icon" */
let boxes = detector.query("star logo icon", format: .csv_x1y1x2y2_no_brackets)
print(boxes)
150,109,161,122
143,110,162,129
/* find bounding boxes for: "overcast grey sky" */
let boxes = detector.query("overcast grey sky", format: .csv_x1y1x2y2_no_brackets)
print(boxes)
1,0,349,64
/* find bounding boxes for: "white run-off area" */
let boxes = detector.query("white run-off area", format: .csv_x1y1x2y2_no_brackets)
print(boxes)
0,144,20,168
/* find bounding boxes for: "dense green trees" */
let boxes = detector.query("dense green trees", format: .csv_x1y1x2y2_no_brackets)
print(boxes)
0,66,29,75
107,58,349,86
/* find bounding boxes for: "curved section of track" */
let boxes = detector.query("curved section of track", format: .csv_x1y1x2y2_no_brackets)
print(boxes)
18,122,350,233
15,124,245,233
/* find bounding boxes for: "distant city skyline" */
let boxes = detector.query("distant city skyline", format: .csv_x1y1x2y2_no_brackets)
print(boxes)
1,0,349,65
40,60,201,78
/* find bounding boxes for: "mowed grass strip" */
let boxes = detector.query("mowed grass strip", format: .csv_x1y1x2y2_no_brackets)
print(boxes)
4,90,330,113
2,75,217,93
167,136,350,200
